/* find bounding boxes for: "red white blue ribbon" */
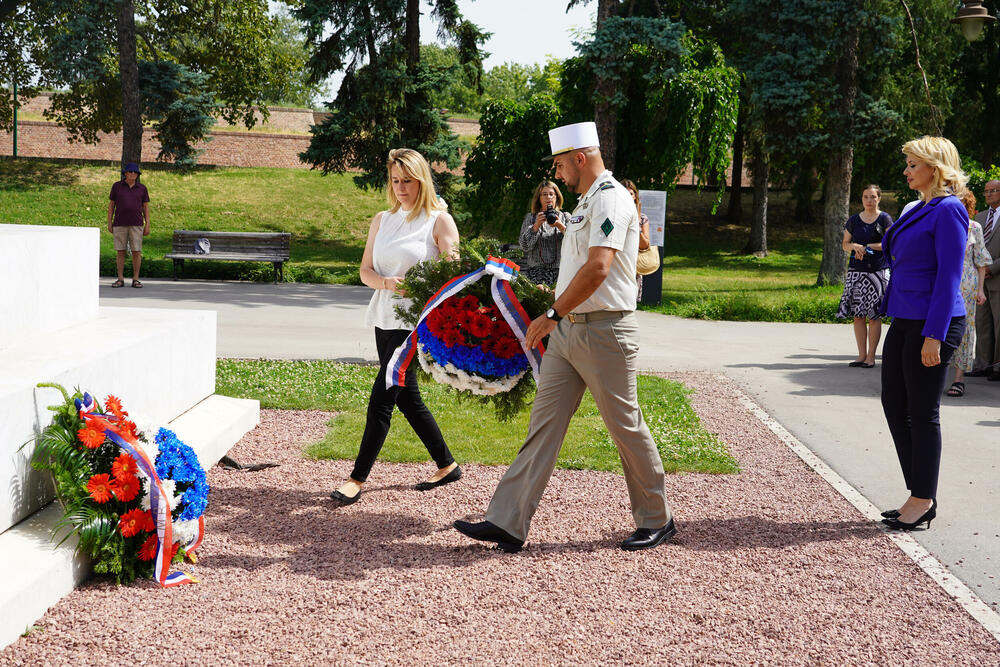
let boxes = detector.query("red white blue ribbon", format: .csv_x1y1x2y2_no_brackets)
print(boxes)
386,255,544,389
79,404,200,587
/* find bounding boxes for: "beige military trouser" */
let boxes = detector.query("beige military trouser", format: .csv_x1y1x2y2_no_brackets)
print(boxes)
486,311,671,542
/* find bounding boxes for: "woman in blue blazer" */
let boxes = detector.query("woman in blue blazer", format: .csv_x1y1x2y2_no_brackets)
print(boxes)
880,136,970,531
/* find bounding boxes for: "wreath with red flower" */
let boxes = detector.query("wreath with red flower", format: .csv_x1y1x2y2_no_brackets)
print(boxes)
395,240,554,421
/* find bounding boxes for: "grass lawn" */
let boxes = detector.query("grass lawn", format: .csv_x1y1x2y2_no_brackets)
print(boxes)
216,359,739,475
644,188,898,323
0,159,382,283
1,158,875,322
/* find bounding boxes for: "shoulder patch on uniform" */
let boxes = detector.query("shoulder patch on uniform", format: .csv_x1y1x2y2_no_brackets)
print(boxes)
597,181,614,191
600,218,614,236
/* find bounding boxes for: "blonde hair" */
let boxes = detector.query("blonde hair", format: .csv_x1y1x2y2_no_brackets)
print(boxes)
386,148,446,221
529,180,564,214
959,189,977,219
901,136,968,202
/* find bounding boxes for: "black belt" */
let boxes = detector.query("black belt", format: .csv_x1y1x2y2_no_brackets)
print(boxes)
566,310,626,323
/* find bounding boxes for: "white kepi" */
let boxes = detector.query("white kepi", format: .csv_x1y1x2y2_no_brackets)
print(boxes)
545,121,600,159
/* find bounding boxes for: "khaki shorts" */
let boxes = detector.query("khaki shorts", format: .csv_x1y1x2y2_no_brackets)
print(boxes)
113,225,144,252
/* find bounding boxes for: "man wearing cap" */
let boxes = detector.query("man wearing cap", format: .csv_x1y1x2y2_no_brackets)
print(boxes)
107,162,150,288
454,121,674,553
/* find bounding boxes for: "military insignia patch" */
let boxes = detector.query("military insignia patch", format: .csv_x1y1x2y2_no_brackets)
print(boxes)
600,218,614,236
570,215,585,225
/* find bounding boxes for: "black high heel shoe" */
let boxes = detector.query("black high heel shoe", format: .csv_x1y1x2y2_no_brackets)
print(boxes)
882,499,936,531
881,497,935,520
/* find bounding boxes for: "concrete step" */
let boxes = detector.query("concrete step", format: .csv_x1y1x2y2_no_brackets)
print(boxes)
0,392,259,650
0,225,98,350
0,306,216,533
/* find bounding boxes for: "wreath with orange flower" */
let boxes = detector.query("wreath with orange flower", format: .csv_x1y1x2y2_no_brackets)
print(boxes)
28,383,208,585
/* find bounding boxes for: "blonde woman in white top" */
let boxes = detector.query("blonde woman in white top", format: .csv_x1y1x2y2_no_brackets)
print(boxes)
330,148,462,505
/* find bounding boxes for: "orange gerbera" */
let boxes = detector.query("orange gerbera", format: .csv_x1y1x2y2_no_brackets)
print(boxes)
77,425,105,449
116,419,138,440
86,474,113,503
118,508,150,538
144,511,156,532
104,394,126,418
111,474,141,503
111,452,137,480
138,533,158,561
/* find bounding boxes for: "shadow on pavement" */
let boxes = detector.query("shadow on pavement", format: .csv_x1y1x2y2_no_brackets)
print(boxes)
99,280,371,310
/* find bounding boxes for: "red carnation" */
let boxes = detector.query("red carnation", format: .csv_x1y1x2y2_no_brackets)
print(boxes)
492,336,522,359
119,508,151,538
467,312,493,338
138,534,158,561
441,330,464,347
111,474,141,503
86,474,113,504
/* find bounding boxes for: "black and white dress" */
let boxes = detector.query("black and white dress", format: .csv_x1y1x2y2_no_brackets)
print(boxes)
518,211,568,286
836,211,891,320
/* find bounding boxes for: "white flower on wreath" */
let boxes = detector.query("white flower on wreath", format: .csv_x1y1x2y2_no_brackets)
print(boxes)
418,347,525,396
171,519,200,548
140,478,182,512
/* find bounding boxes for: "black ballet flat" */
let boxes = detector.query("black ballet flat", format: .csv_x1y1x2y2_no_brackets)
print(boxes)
848,361,866,367
415,466,462,491
329,488,361,505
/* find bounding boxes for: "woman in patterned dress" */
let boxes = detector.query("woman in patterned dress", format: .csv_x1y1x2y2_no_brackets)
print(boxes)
837,185,893,368
946,190,992,397
621,179,651,303
518,180,570,286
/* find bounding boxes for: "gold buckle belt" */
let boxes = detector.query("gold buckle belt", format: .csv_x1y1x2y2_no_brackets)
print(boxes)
566,310,626,323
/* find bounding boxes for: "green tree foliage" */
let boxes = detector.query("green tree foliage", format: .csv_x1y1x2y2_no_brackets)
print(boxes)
482,59,563,105
0,0,287,166
294,0,488,190
421,43,483,114
561,25,739,196
461,97,563,238
259,8,328,108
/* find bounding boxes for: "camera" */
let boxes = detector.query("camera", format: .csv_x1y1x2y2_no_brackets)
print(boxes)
544,204,559,225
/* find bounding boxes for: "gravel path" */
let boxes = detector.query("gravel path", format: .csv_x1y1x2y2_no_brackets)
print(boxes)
3,373,998,665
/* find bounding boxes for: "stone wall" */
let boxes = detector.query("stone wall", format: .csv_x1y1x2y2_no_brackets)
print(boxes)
18,93,316,133
0,121,312,169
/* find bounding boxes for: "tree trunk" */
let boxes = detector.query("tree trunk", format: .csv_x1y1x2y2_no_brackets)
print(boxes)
792,158,818,225
727,99,745,223
817,17,860,286
117,0,142,165
819,148,853,284
594,0,617,171
405,0,419,74
743,141,768,256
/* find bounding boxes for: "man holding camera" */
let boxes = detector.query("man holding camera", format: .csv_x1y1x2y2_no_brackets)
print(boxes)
454,121,674,553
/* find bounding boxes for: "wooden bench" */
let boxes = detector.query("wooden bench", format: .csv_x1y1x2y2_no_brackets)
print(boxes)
165,230,291,283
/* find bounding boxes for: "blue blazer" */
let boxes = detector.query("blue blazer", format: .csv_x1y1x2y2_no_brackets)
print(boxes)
881,195,968,340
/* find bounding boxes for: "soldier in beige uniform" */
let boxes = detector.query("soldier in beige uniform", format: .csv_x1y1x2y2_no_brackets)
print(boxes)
454,122,674,553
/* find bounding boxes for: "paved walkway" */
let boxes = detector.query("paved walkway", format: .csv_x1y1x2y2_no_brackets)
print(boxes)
101,278,1000,610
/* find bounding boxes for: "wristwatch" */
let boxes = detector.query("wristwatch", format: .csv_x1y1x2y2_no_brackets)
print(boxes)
546,307,562,322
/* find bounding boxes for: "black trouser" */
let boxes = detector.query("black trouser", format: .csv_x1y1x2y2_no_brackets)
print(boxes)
880,316,965,499
350,328,454,482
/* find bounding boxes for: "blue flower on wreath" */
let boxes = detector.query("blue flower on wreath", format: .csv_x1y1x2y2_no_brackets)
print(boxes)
154,427,209,522
417,321,528,378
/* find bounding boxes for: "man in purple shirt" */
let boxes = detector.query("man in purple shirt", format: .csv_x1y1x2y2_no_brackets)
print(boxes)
107,162,150,288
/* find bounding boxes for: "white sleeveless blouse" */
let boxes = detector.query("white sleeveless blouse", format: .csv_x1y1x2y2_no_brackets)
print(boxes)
364,207,443,330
